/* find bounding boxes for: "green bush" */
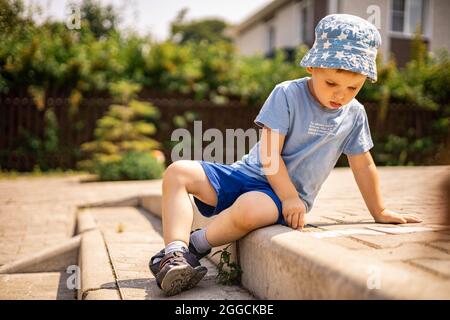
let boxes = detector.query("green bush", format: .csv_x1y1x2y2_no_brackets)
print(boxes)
1,3,448,111
1,0,448,168
13,107,59,171
94,151,164,181
121,151,164,180
94,157,122,181
78,99,165,180
372,130,441,166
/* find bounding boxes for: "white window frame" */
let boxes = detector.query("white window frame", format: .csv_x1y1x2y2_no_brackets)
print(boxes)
327,0,339,14
267,22,276,53
389,0,430,39
299,0,313,44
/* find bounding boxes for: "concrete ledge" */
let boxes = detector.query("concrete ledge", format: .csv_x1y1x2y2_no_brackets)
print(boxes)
78,228,121,300
76,210,98,234
139,192,450,299
78,196,139,210
239,225,450,299
139,193,162,219
0,236,81,274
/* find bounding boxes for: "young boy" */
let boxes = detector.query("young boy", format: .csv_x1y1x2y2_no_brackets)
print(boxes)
149,14,422,296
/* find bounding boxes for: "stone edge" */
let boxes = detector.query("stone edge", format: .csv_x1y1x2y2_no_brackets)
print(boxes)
139,193,450,300
76,210,121,300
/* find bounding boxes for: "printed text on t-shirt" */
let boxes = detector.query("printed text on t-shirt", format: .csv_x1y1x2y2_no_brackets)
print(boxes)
307,122,337,136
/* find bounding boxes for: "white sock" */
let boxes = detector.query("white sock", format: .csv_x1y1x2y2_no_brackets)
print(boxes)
164,240,188,255
153,240,188,266
190,228,212,253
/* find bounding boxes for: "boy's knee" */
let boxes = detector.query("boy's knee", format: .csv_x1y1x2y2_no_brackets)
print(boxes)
230,210,258,232
163,161,189,185
230,193,276,231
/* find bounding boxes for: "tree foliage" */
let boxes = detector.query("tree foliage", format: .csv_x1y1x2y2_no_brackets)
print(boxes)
0,0,448,168
170,8,231,44
78,99,165,180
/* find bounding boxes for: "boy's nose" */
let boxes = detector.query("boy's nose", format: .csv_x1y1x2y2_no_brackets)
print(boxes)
333,92,345,102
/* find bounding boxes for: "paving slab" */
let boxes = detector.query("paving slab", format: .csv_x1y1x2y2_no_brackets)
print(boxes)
0,176,162,266
0,272,75,300
88,206,254,300
1,165,449,299
286,166,450,297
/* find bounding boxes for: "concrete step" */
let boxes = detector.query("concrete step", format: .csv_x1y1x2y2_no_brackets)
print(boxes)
0,272,76,300
0,236,80,274
139,190,450,299
0,235,80,301
77,206,254,300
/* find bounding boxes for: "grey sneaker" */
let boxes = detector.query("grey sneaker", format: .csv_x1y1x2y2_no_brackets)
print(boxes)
149,229,211,278
155,249,207,296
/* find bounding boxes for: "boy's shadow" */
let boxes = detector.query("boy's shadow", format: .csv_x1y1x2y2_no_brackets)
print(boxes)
101,276,219,300
101,278,165,300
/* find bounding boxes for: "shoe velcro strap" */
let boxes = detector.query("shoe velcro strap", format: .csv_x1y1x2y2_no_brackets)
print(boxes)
150,249,165,265
159,251,186,269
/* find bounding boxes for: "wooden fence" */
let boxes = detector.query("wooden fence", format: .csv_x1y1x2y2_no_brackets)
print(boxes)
0,95,442,171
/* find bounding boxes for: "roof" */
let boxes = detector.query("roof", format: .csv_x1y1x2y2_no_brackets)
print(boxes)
228,0,292,37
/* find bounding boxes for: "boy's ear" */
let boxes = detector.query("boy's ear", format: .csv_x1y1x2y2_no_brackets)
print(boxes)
306,66,313,74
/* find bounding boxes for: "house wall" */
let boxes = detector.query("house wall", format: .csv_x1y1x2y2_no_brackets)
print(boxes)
234,0,304,56
429,0,450,53
274,1,301,48
339,0,391,62
233,0,449,61
234,0,381,56
234,23,267,56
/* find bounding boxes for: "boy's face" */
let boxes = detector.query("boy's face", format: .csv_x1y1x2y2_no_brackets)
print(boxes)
306,67,367,110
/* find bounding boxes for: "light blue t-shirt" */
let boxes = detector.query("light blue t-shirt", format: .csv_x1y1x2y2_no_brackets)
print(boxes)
230,77,373,212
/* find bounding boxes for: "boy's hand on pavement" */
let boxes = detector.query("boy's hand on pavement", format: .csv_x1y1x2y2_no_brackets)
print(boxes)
373,208,422,224
281,196,307,231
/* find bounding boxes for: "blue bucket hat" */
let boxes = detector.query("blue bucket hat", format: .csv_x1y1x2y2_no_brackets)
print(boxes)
300,14,382,82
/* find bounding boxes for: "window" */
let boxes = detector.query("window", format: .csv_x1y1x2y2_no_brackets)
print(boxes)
391,0,425,35
267,25,275,52
299,0,313,44
301,6,309,42
392,0,405,31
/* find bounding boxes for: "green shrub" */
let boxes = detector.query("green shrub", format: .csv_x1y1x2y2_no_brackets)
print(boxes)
94,156,122,181
13,107,59,171
94,151,164,181
78,99,165,180
1,0,448,168
372,131,439,166
1,6,448,111
120,151,164,180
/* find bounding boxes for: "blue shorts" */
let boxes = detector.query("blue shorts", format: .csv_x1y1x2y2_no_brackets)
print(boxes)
193,160,287,226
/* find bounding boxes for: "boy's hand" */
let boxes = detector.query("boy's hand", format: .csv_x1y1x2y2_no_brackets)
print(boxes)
373,208,422,224
281,196,307,231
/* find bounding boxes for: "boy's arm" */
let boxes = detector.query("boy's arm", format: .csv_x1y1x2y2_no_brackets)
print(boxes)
347,151,422,224
259,126,307,230
260,126,297,199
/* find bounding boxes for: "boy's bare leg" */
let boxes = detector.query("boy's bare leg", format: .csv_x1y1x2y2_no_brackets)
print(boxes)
204,191,279,247
162,160,218,246
162,160,278,249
